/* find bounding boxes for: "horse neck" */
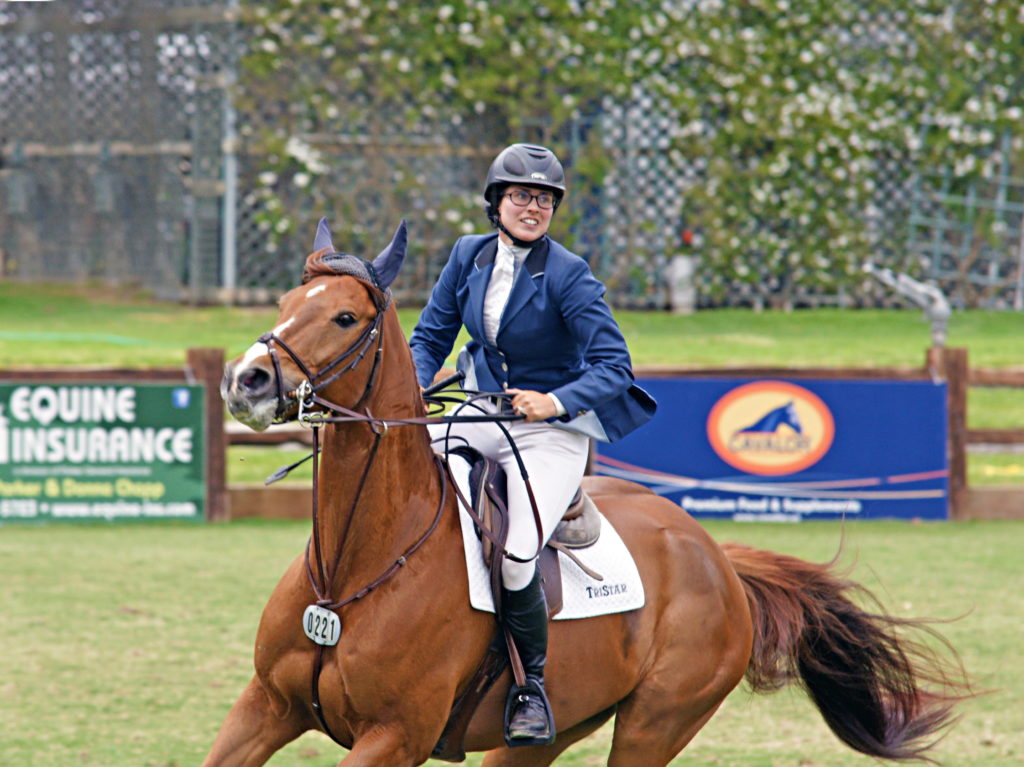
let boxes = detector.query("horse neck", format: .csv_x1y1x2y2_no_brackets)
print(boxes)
314,309,444,586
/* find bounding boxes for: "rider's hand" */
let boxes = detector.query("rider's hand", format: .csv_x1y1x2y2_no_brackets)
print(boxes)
506,388,557,423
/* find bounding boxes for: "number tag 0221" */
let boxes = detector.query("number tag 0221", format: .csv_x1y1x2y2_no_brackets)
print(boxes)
302,604,341,646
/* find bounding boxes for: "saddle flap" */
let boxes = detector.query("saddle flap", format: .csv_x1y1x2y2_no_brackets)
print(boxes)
539,546,563,618
450,445,507,569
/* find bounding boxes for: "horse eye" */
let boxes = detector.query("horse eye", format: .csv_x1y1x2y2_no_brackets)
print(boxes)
333,312,357,329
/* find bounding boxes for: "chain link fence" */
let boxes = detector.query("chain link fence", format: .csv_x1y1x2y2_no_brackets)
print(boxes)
2,1,1021,310
0,0,234,301
907,130,1024,310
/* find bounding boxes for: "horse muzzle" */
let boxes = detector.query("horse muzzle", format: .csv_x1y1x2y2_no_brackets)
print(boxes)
221,359,288,432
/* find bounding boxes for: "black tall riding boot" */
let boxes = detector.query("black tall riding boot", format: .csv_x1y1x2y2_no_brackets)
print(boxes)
502,569,556,747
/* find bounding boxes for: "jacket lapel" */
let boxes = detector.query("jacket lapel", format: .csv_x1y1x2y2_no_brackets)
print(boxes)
465,239,498,341
499,237,549,334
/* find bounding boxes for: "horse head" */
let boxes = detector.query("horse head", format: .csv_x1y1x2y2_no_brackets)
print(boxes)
736,400,802,435
221,217,407,431
781,401,802,433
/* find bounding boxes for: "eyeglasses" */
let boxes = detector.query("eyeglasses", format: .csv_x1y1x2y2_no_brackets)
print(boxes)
503,189,557,210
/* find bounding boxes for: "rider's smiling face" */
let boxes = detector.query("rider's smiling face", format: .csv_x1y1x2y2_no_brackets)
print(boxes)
498,185,554,244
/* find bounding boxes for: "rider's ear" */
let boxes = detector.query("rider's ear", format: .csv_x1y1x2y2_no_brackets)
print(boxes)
313,217,335,252
371,220,407,289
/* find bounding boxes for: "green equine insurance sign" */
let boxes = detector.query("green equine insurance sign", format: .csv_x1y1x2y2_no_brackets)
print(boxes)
0,382,205,523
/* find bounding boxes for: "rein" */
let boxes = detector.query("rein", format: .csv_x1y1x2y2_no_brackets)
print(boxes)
289,387,547,567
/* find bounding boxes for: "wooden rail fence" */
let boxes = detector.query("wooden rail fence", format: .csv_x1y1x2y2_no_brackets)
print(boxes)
224,347,1024,521
4,347,1019,521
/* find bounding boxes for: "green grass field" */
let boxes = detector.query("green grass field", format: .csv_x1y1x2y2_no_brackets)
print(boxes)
1,518,1020,766
2,281,1022,370
1,281,1023,765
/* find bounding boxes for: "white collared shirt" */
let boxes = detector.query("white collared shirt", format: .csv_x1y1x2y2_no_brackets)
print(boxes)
481,239,566,417
482,239,529,346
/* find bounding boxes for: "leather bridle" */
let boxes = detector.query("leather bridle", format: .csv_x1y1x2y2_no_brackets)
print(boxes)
257,291,389,424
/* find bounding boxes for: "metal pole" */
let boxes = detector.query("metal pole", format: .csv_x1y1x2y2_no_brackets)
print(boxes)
1014,212,1024,310
220,0,240,295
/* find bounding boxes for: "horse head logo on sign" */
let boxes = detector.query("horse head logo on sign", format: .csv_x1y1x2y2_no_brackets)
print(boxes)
706,381,835,476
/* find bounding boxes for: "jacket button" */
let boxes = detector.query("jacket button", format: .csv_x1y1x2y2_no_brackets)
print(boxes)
501,363,508,371
576,409,588,416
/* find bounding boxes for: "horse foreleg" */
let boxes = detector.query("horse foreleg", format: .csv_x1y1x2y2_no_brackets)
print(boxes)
201,676,306,767
331,723,439,767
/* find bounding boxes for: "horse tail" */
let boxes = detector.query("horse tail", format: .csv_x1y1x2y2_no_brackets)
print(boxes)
721,541,971,762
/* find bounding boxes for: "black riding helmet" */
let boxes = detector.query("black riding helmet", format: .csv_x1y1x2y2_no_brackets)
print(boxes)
484,143,566,246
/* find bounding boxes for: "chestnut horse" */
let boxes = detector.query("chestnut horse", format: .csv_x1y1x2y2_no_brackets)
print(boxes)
209,221,965,766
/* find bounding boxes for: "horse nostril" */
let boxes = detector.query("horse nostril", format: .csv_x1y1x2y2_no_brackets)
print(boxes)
238,367,271,395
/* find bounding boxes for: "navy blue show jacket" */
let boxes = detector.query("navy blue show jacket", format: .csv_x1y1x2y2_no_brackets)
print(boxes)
409,233,656,442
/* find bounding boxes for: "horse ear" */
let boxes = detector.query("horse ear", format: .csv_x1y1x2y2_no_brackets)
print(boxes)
371,220,407,289
313,217,335,252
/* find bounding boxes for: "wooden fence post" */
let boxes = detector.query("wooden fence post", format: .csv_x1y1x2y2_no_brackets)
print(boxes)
926,347,968,519
187,348,228,522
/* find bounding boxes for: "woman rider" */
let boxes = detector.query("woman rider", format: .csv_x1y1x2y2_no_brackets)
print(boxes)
409,143,655,746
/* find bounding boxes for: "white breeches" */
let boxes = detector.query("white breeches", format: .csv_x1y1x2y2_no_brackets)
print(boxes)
430,401,590,591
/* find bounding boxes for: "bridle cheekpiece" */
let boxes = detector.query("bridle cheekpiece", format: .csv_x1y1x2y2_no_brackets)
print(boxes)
260,252,392,426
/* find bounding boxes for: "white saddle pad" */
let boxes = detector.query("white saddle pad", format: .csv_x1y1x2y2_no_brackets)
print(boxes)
447,455,645,621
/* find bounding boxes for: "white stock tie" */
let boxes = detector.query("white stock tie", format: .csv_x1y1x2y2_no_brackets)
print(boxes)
482,241,527,346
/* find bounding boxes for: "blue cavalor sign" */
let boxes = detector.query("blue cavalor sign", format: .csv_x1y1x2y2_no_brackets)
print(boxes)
596,377,949,521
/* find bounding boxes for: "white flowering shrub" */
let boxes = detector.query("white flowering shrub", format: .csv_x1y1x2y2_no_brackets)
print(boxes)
238,0,1024,305
635,0,1024,305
